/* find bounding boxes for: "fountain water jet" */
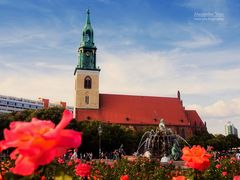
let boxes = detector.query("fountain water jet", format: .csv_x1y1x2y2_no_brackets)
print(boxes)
135,119,191,161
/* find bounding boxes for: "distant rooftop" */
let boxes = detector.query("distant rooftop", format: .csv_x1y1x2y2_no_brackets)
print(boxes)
0,94,73,113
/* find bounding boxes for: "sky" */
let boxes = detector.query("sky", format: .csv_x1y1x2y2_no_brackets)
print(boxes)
0,0,240,135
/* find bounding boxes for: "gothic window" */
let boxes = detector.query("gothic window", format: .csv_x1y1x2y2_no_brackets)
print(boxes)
85,96,89,104
84,76,92,89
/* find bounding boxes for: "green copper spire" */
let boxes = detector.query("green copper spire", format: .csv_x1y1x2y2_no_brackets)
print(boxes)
75,9,100,74
86,9,91,25
81,9,94,47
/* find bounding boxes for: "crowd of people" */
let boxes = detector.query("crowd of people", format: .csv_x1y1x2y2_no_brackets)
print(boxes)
63,144,126,161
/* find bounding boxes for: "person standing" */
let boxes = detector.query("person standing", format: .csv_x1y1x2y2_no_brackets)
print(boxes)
71,148,78,160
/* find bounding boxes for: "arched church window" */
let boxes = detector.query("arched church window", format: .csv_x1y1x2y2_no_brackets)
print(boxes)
84,76,92,89
85,96,89,104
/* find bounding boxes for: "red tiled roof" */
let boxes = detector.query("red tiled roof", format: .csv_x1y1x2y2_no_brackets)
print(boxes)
185,110,205,127
76,94,192,126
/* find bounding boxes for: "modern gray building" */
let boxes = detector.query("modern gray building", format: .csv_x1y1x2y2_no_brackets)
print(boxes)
225,121,238,137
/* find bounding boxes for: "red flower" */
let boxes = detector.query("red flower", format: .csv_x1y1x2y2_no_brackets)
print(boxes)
233,176,240,180
120,175,129,180
75,163,91,177
74,158,81,164
0,110,82,176
41,176,46,180
181,145,211,171
58,157,64,164
172,176,186,180
215,164,221,169
67,161,73,166
222,171,227,176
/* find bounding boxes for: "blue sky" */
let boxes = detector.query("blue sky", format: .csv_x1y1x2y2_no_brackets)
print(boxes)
0,0,240,135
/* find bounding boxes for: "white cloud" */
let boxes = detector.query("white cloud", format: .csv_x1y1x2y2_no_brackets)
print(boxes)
97,47,240,97
98,50,175,96
187,97,240,135
0,73,74,106
0,59,75,106
188,97,240,119
34,62,73,71
172,25,222,49
174,33,222,49
0,25,79,53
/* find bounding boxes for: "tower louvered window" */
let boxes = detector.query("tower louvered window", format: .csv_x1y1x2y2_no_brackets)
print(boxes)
85,96,89,104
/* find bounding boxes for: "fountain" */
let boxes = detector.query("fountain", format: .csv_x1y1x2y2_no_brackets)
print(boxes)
135,119,191,161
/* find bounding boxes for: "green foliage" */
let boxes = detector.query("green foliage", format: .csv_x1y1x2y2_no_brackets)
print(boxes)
187,132,240,151
30,107,65,124
225,134,240,149
74,121,142,155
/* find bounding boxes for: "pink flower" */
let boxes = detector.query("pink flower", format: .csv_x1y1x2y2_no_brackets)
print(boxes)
215,164,221,169
75,163,91,177
233,176,240,180
0,110,82,176
222,171,227,176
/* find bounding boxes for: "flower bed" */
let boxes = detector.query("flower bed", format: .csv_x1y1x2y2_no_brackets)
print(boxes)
1,153,240,179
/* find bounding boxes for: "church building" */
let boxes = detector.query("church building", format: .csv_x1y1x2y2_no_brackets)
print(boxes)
74,10,206,138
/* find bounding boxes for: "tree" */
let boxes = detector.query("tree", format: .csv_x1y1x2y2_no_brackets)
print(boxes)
225,134,240,149
30,107,64,124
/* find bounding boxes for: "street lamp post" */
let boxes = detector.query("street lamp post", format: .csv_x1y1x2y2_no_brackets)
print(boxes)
98,124,102,159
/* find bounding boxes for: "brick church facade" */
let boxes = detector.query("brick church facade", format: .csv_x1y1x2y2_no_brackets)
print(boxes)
74,10,206,138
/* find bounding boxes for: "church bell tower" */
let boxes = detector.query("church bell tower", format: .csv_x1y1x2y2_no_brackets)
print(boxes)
74,9,100,110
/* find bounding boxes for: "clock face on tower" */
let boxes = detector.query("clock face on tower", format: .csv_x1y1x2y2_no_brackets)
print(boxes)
85,51,90,57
